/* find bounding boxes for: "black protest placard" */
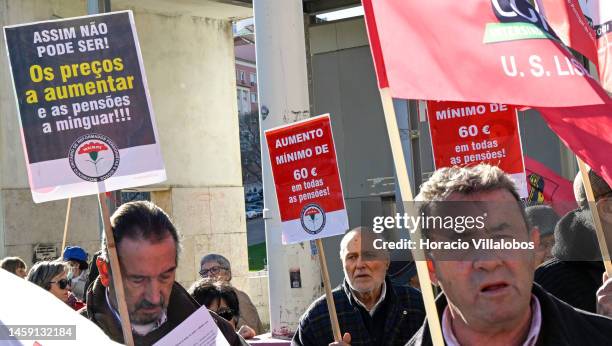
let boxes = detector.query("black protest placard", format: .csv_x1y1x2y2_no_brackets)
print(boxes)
4,11,155,164
4,11,165,203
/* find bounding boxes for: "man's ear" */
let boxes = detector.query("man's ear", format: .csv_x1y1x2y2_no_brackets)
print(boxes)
597,197,612,224
426,259,439,286
531,227,541,250
96,257,111,287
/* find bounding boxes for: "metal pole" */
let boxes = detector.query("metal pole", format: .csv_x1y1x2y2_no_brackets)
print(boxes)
254,0,324,337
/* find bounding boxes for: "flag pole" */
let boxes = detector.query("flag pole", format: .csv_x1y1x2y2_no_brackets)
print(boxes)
315,239,342,341
577,158,612,275
379,88,444,346
61,198,72,252
98,191,135,346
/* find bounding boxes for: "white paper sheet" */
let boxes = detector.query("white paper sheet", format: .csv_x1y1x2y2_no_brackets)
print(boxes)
153,306,231,346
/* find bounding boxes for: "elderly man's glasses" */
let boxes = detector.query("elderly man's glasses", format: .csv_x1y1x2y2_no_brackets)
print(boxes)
50,278,70,290
199,266,227,277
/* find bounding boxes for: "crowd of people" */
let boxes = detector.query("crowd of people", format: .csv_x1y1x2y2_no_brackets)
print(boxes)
2,164,612,345
1,201,262,345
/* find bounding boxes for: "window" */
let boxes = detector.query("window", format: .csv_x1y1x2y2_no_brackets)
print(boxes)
250,73,256,85
243,90,249,100
239,71,245,82
251,93,257,103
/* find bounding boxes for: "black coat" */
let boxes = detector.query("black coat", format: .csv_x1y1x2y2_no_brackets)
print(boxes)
535,207,605,313
406,284,612,346
81,277,243,346
293,278,425,346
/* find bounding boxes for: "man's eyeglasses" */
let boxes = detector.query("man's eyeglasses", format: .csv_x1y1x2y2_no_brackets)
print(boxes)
50,278,70,290
199,266,227,277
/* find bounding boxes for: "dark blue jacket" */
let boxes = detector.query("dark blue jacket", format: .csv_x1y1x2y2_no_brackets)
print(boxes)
293,278,425,346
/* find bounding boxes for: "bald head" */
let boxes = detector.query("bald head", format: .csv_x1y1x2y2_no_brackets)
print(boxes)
339,228,362,257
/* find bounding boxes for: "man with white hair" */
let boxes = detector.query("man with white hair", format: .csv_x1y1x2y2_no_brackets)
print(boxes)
293,227,425,346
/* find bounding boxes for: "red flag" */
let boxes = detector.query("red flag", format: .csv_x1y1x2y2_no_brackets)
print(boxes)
579,0,612,93
363,0,612,187
362,0,609,107
537,101,612,187
535,0,599,66
525,156,577,216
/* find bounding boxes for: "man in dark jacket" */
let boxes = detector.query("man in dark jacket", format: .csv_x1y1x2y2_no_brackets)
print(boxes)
407,283,612,346
80,201,242,345
535,169,611,313
293,228,425,346
407,165,612,346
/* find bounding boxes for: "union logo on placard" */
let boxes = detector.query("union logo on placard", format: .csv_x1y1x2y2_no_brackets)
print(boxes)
300,203,326,235
68,133,120,182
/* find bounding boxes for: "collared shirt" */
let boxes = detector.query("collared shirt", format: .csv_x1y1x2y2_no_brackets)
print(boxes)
353,281,387,316
441,295,542,346
104,287,168,336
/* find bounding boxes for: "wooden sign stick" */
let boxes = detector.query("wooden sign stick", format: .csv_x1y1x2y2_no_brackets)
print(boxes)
315,238,342,342
379,88,444,346
577,158,612,275
98,192,135,346
61,198,72,252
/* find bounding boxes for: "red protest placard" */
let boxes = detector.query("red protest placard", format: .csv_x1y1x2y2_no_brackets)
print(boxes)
426,101,527,197
265,114,348,244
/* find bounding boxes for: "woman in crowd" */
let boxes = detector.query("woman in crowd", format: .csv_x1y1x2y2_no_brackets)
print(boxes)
199,253,264,334
62,246,89,301
0,256,27,278
26,260,84,311
190,279,256,339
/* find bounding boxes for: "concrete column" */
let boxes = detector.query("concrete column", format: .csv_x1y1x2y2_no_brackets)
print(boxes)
1,0,262,324
254,0,324,337
0,0,99,268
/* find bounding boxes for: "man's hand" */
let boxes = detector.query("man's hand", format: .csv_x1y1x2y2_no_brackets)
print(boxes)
596,272,612,318
237,325,256,339
328,332,351,346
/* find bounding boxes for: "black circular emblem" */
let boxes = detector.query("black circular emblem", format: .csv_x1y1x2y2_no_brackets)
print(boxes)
300,203,326,235
68,133,120,182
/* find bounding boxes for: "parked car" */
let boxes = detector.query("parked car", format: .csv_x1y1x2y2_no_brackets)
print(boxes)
245,193,262,203
246,210,259,219
246,204,263,219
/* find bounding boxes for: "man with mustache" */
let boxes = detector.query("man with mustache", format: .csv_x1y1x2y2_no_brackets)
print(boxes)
407,164,612,346
293,227,425,346
80,201,243,345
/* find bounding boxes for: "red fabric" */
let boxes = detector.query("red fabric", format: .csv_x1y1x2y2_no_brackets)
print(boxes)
581,0,612,94
362,0,388,88
361,0,608,107
363,0,612,187
537,0,599,66
524,156,577,215
536,101,612,187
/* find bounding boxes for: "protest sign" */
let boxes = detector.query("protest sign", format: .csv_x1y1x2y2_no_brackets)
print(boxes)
426,101,527,197
4,11,165,203
265,114,348,244
525,156,576,216
153,306,230,346
0,269,121,345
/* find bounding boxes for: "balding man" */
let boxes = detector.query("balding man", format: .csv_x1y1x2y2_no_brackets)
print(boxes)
293,228,425,346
